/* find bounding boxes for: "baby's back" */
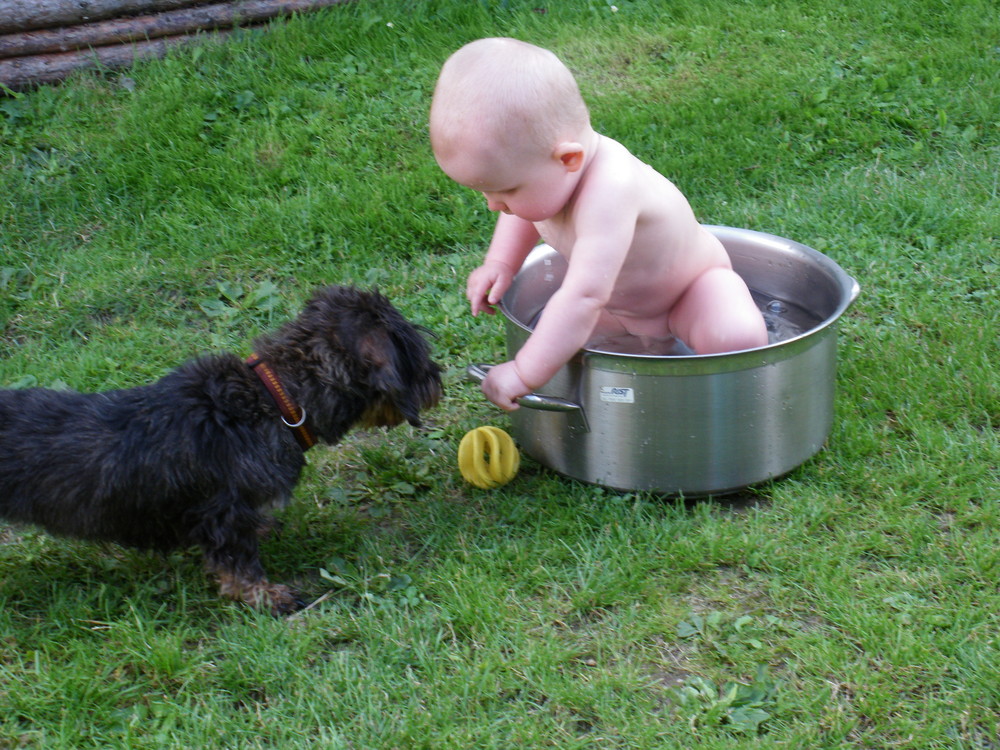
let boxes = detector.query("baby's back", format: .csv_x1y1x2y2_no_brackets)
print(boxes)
598,137,732,319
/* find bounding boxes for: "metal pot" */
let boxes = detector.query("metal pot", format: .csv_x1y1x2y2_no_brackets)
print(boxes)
468,226,859,496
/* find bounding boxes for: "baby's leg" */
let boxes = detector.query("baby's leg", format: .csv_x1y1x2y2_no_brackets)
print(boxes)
587,310,692,355
668,267,768,354
584,311,634,352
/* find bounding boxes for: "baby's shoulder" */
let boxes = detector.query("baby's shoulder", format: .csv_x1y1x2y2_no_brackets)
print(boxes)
594,136,642,170
581,138,645,196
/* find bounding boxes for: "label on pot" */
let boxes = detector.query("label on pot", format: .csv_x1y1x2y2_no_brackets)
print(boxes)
600,386,635,404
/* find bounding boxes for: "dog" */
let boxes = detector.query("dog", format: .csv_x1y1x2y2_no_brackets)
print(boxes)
0,285,442,614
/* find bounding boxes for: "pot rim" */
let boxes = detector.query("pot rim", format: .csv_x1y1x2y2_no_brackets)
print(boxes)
499,225,860,362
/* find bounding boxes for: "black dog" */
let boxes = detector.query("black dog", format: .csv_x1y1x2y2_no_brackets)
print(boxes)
0,285,442,614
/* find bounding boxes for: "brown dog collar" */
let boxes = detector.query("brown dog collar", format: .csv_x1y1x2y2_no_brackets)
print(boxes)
246,353,317,451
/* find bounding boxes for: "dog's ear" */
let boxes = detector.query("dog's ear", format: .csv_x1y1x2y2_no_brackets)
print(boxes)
358,329,393,378
357,329,423,425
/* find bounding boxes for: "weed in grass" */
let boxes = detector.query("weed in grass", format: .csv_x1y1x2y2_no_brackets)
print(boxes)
672,665,781,735
197,278,282,323
318,556,428,612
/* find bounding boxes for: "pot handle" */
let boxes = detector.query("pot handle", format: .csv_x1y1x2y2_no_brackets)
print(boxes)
848,277,861,306
466,364,588,423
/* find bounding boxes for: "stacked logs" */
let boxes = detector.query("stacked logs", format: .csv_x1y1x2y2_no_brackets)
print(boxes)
0,0,348,91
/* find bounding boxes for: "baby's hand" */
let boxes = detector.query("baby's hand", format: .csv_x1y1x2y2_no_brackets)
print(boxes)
466,260,515,316
481,361,531,411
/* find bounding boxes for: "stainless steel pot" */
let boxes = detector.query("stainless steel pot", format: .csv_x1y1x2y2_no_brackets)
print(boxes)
468,226,859,496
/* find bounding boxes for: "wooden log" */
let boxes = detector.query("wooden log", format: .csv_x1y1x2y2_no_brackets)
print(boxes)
0,0,213,34
0,29,230,90
0,0,349,58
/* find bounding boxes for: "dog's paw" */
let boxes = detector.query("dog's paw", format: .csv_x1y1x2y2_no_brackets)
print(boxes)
245,582,304,616
266,585,307,616
216,573,304,616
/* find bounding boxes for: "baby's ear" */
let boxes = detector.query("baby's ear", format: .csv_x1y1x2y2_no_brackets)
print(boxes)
553,142,585,172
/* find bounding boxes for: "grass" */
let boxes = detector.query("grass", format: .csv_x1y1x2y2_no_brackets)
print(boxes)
1,0,997,747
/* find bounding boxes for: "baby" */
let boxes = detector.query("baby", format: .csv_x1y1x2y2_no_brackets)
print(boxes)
430,37,768,411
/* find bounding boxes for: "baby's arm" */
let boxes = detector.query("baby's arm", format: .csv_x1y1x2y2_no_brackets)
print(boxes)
466,214,540,316
480,250,629,410
479,275,612,410
512,235,631,388
483,206,639,409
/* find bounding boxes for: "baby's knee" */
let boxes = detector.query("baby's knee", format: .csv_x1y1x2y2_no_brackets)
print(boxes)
701,316,768,354
681,269,768,354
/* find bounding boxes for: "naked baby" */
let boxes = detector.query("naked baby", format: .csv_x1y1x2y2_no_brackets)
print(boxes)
430,37,768,411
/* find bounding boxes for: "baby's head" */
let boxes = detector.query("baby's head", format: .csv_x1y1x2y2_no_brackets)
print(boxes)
430,38,591,189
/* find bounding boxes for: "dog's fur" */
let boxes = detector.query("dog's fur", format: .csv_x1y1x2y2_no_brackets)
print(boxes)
0,285,442,614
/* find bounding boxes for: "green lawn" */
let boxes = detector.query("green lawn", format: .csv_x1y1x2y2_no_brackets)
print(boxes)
1,1,997,747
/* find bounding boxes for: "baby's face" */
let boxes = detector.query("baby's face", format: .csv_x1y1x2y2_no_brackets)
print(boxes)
434,138,577,223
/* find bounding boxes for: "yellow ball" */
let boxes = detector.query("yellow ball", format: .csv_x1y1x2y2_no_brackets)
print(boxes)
458,426,520,489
